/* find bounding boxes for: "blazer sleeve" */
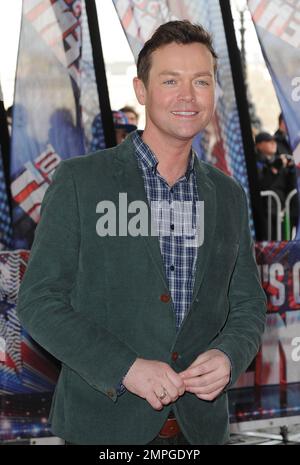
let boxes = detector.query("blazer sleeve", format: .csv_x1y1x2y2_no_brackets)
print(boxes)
208,183,267,388
16,161,138,402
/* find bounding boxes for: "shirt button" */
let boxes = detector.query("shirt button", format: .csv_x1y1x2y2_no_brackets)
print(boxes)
160,294,171,303
107,389,115,398
170,265,175,271
170,224,175,230
172,352,179,361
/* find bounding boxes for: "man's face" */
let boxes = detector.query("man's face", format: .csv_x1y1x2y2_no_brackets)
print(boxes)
124,111,138,126
256,140,277,158
134,42,215,143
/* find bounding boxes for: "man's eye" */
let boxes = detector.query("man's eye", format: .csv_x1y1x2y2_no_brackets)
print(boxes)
164,79,176,85
195,80,209,86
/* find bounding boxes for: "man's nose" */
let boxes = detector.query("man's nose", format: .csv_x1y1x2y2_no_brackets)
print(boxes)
177,82,195,102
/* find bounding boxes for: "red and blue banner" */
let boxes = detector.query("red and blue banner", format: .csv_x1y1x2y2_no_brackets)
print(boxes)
0,250,59,441
229,241,300,424
10,0,104,250
1,0,105,441
248,0,300,235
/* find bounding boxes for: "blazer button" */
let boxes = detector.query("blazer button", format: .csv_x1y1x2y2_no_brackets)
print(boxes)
172,352,179,361
160,294,171,303
107,389,115,398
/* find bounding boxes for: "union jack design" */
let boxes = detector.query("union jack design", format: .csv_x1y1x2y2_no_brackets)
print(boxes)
11,145,61,225
0,250,59,395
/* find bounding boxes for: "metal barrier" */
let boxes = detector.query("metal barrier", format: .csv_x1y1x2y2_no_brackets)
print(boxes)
260,190,282,241
285,189,298,240
260,189,298,241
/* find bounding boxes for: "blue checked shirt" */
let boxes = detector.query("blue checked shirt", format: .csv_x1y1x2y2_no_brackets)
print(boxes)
117,131,200,395
133,131,200,331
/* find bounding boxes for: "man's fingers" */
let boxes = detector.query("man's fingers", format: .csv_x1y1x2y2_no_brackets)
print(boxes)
180,352,216,377
166,370,186,396
182,353,212,372
123,358,185,403
146,392,164,410
157,373,184,402
184,369,229,389
191,352,212,366
184,371,220,388
185,376,228,395
154,385,175,404
180,350,231,380
180,361,215,379
196,387,224,401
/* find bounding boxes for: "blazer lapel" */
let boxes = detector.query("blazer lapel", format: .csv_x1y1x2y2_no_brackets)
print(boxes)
112,135,169,290
191,159,217,304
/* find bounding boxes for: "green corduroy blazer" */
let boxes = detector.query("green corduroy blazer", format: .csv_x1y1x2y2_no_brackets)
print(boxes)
17,132,266,445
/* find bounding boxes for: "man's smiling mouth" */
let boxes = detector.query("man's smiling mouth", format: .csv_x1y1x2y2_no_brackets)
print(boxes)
171,111,199,116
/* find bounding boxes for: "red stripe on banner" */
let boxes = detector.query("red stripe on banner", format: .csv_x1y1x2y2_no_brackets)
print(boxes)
274,18,290,38
123,7,133,30
20,250,30,262
61,20,81,40
252,0,268,22
3,353,17,371
35,151,56,169
14,181,40,204
40,159,57,172
26,203,41,218
22,341,58,382
40,20,80,47
26,1,50,23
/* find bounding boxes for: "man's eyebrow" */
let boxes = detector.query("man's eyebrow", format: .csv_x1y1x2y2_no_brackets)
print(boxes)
158,71,213,77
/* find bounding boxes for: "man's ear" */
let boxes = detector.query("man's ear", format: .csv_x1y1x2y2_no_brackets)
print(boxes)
133,77,146,105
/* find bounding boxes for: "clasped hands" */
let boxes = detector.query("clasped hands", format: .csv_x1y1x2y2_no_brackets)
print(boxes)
122,349,231,410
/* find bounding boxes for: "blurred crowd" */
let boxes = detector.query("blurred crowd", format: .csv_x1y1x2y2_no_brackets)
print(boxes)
255,113,298,240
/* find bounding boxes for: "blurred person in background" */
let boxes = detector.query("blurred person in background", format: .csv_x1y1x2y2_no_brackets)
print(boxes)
119,105,139,126
255,131,298,239
274,112,292,156
113,109,137,144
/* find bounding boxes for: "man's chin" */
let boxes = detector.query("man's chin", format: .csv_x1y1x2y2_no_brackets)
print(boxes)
172,130,200,142
171,122,208,141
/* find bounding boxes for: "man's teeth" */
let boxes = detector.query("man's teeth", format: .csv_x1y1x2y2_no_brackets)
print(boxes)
172,111,197,115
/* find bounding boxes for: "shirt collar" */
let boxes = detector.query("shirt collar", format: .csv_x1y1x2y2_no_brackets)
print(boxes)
132,130,195,180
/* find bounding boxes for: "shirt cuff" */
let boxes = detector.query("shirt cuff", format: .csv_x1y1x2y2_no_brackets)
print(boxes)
116,382,126,396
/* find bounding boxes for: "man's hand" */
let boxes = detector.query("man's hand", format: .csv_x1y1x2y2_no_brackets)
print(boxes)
123,358,185,410
179,349,231,401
